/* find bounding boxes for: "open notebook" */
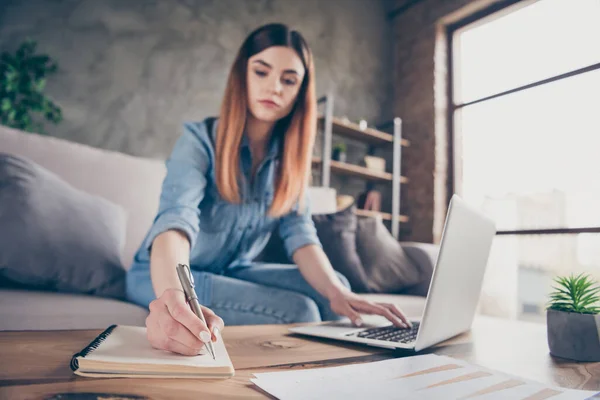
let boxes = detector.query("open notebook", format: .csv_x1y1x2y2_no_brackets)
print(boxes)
70,325,235,379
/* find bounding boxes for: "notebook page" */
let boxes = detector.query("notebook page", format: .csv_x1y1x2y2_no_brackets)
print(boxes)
84,325,231,367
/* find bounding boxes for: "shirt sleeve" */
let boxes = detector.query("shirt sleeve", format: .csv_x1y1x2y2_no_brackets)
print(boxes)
142,121,212,252
278,189,323,259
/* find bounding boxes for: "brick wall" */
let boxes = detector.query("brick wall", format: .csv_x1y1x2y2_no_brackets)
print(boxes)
391,0,500,243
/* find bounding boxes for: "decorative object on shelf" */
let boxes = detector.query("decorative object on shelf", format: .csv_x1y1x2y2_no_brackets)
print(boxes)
0,39,63,134
336,194,354,211
356,189,381,212
546,273,600,362
363,155,386,173
316,93,408,238
331,142,347,163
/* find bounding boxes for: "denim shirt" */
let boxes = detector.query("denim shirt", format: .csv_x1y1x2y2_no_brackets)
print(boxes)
132,117,321,273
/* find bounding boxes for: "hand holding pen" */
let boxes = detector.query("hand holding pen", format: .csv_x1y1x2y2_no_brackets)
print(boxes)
144,264,225,357
176,263,218,359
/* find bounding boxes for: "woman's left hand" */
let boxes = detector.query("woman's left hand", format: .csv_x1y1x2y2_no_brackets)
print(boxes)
328,288,412,328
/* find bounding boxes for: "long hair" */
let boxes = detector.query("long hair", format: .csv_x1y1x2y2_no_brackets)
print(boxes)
215,23,317,218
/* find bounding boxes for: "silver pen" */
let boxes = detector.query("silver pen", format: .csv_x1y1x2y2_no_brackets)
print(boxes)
175,263,216,360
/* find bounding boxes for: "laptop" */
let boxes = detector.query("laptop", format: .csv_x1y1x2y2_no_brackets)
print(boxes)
289,194,496,352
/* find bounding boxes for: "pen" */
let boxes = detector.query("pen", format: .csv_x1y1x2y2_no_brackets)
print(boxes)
175,263,216,360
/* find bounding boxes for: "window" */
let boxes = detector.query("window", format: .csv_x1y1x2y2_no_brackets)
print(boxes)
449,0,600,322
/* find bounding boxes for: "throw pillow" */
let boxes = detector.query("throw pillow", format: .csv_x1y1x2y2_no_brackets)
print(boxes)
311,204,370,293
0,153,127,299
355,215,421,293
256,203,370,293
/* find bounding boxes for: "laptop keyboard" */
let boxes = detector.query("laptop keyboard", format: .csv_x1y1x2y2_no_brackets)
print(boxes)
353,322,420,344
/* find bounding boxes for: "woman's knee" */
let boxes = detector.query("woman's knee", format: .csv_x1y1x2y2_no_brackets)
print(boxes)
211,294,320,326
285,293,321,323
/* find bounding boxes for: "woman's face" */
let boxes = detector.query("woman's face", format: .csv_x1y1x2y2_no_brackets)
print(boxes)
246,46,306,123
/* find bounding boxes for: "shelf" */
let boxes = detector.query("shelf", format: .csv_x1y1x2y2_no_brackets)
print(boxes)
312,157,409,184
318,115,410,147
355,208,409,223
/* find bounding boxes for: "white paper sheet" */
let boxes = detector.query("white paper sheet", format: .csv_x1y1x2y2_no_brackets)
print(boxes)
254,365,483,400
252,354,464,398
251,354,599,400
253,354,454,385
542,390,600,400
398,374,512,400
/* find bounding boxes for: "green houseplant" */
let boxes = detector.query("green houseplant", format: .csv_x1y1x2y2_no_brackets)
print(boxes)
546,273,600,361
0,39,62,134
332,142,347,163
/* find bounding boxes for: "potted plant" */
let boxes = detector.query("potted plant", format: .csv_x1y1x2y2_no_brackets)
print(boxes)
0,39,62,134
332,142,347,163
547,273,600,362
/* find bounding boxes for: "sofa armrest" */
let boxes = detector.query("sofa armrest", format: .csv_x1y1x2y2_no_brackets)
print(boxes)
398,242,440,297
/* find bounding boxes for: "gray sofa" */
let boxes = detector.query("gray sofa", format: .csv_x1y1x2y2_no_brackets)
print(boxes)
0,125,438,331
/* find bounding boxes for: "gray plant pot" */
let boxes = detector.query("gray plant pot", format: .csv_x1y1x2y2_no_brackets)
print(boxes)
332,149,346,163
547,308,600,362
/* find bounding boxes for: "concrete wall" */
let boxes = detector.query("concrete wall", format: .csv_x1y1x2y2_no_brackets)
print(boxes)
0,0,394,165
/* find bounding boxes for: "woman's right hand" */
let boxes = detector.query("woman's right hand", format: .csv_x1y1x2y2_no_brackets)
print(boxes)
146,288,225,356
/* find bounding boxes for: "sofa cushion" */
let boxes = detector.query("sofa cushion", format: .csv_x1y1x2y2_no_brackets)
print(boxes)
0,125,166,269
0,154,127,299
0,289,148,331
311,204,370,293
399,242,439,296
257,203,371,293
355,216,421,293
257,204,429,295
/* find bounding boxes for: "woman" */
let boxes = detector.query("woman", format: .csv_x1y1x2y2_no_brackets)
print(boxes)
126,23,411,356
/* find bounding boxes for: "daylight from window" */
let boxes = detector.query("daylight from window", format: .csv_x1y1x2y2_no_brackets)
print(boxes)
454,0,600,321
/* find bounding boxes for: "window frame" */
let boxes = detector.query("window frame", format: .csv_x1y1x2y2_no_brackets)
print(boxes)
446,0,600,237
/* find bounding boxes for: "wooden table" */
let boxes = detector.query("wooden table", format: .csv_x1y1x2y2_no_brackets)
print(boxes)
1,316,599,399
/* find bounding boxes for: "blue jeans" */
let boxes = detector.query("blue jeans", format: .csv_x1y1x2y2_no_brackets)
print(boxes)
126,263,350,325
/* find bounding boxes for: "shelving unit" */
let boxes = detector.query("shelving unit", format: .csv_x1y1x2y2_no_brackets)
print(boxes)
312,157,408,183
355,208,409,223
313,92,410,239
317,116,410,147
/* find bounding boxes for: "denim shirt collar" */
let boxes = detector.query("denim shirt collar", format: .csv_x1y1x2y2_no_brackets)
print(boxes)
240,128,281,162
239,128,282,200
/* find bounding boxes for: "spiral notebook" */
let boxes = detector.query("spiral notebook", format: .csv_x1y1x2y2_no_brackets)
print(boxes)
70,325,235,379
